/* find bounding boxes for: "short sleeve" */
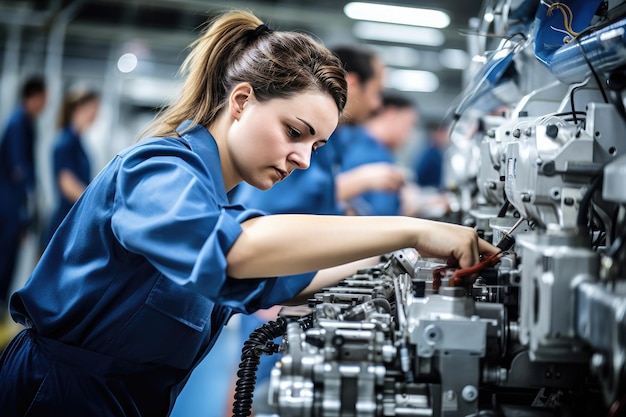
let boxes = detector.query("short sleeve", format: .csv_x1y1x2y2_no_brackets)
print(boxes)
53,138,73,175
238,271,316,312
110,142,314,312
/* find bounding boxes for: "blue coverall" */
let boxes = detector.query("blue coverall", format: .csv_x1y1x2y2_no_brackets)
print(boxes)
42,126,91,248
0,122,315,417
0,106,36,305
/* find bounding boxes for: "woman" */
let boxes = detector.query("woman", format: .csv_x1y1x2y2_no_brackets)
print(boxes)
42,86,99,248
0,11,497,417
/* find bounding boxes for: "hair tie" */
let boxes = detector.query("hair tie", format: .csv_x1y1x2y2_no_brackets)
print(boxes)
247,23,274,43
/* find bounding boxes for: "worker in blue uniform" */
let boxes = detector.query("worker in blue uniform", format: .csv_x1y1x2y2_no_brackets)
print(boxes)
413,122,451,190
337,92,418,216
0,76,46,309
0,11,497,417
233,45,404,215
42,87,100,249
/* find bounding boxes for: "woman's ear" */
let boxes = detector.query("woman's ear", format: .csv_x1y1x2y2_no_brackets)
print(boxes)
345,72,362,94
229,82,255,121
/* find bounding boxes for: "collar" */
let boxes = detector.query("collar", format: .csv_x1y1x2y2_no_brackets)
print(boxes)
176,121,228,203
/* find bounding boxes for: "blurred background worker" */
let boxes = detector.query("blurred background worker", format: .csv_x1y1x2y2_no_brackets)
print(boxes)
413,121,451,191
0,76,46,313
336,91,418,216
401,121,453,219
41,86,100,249
232,44,390,215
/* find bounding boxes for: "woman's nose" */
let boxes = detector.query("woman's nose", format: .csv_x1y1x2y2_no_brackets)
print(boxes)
288,144,311,170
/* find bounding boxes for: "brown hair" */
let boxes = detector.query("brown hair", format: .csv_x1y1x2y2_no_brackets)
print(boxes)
144,10,347,139
58,85,99,129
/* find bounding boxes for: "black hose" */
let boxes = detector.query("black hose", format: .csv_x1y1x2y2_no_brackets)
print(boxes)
371,298,392,313
577,176,603,228
497,200,510,218
232,318,287,417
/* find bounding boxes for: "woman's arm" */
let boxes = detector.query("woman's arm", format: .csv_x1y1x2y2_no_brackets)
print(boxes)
226,214,498,279
57,169,87,202
283,256,381,305
335,163,405,202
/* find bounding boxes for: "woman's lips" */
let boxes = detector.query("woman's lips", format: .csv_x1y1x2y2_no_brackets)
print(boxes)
274,168,288,181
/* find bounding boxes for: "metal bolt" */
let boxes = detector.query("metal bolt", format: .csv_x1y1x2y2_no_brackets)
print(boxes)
461,385,478,402
423,324,442,345
590,353,606,375
546,124,559,139
445,390,456,401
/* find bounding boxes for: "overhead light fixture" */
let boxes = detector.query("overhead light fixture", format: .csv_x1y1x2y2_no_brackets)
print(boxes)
386,68,439,93
472,55,488,64
367,44,420,68
439,49,469,70
353,22,445,47
117,53,138,73
344,2,450,29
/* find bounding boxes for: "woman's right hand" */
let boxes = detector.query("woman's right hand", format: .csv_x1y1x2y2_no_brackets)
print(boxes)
409,218,499,269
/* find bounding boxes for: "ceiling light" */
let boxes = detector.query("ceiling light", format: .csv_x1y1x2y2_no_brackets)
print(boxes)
472,55,488,64
386,68,439,93
344,2,450,29
117,53,138,73
368,44,420,67
353,22,445,47
439,49,469,70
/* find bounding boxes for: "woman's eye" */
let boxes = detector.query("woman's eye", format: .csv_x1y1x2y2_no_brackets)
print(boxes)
287,126,301,138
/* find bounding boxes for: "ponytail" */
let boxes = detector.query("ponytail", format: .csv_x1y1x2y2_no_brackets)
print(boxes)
143,10,346,139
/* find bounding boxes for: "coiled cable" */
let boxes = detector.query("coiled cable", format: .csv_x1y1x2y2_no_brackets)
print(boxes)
232,317,287,417
232,315,313,417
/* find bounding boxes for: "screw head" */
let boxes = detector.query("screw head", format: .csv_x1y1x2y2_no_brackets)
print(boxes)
461,385,478,402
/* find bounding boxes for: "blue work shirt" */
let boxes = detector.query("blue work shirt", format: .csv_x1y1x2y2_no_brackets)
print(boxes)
339,125,400,216
0,106,36,302
6,122,315,416
232,125,353,215
414,144,444,189
44,126,92,246
0,106,36,229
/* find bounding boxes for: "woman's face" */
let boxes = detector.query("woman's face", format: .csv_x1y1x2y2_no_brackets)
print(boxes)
74,99,100,131
228,90,339,190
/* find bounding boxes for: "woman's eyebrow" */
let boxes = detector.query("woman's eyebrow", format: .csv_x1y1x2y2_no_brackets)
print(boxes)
296,117,316,135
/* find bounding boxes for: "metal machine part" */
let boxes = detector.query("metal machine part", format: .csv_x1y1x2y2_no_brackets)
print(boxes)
261,246,619,417
516,226,598,362
603,154,626,203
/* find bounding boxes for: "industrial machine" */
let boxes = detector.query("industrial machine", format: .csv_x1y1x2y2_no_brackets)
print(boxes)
233,1,626,416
